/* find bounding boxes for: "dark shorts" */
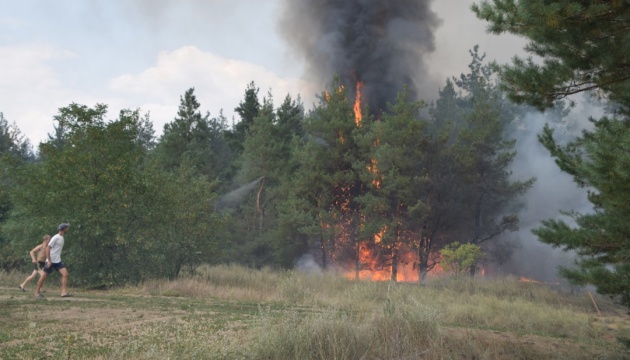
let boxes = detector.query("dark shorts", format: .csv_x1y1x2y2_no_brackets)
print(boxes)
34,261,46,271
43,262,66,274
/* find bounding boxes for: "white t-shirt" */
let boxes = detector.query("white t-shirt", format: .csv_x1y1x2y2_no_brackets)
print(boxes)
48,234,65,263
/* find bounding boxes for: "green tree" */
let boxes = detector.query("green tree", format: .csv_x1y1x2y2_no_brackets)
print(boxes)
154,88,228,181
226,81,261,157
441,242,484,275
234,94,306,267
4,104,154,286
0,113,33,270
474,0,630,308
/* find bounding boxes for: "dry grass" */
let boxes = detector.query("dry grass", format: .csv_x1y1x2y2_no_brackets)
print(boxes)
0,265,628,359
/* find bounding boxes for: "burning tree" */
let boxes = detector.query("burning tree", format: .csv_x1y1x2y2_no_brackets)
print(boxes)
292,79,369,271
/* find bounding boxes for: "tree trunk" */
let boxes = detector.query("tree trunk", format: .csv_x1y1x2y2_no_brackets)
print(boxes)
256,179,265,236
320,233,327,270
391,245,399,283
355,239,361,281
417,228,425,284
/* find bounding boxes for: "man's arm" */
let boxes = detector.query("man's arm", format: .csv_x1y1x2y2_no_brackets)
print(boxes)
45,243,52,266
29,244,42,264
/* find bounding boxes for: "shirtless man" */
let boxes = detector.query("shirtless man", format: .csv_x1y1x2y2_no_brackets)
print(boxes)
18,234,50,291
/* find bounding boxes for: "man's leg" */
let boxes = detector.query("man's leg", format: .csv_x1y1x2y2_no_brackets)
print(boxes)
59,268,69,295
35,272,48,296
20,270,38,289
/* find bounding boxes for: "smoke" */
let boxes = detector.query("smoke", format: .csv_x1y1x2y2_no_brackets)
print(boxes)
499,98,601,282
215,177,264,211
278,0,442,112
295,254,323,275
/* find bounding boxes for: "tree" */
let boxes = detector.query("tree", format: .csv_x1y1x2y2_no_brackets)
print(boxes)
441,242,484,275
4,104,150,285
429,48,534,275
356,87,430,282
535,119,630,307
291,80,367,270
474,0,630,308
0,113,33,270
226,81,261,157
235,94,306,267
154,88,228,181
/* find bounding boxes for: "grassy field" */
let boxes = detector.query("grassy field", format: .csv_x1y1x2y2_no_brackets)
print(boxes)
0,264,628,359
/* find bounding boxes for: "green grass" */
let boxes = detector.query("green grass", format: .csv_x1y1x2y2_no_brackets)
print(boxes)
0,266,628,359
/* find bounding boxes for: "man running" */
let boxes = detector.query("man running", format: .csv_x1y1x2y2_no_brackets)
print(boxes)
35,223,71,298
18,234,50,291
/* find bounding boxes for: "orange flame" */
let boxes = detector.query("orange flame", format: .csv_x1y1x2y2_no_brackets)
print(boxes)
354,82,363,127
518,276,560,285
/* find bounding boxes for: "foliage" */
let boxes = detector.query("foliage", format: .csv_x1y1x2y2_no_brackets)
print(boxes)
226,81,261,157
3,104,222,286
441,242,484,275
153,88,231,182
0,113,34,270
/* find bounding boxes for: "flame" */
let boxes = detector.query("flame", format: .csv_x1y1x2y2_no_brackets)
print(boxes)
374,226,386,244
367,158,381,188
353,81,363,127
342,240,445,283
324,85,345,103
518,276,560,285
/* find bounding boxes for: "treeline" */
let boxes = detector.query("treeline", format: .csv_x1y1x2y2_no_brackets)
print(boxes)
0,49,535,287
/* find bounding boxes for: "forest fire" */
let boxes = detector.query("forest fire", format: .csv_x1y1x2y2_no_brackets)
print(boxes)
282,0,444,284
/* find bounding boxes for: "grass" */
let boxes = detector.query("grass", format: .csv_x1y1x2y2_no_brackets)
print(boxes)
0,265,628,359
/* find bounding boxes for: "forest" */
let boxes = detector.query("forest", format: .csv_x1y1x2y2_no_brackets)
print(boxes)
1,0,629,313
0,49,535,285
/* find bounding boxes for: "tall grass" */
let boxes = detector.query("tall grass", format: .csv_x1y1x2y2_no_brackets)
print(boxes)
2,265,626,359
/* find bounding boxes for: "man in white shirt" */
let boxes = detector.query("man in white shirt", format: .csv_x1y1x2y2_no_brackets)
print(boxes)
35,223,71,298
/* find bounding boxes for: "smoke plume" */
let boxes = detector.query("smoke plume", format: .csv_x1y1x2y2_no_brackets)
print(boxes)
215,177,264,211
278,0,441,112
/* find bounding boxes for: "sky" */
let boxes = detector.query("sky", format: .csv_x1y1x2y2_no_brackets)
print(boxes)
1,0,526,146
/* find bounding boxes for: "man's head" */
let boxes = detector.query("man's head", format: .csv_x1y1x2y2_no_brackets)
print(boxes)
58,223,70,234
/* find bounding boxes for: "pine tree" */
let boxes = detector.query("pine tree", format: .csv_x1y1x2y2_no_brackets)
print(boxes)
154,88,226,181
291,80,366,270
0,113,33,270
226,81,261,156
429,49,534,275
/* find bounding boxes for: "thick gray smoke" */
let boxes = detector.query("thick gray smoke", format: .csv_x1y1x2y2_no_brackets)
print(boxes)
500,98,601,283
278,0,441,113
